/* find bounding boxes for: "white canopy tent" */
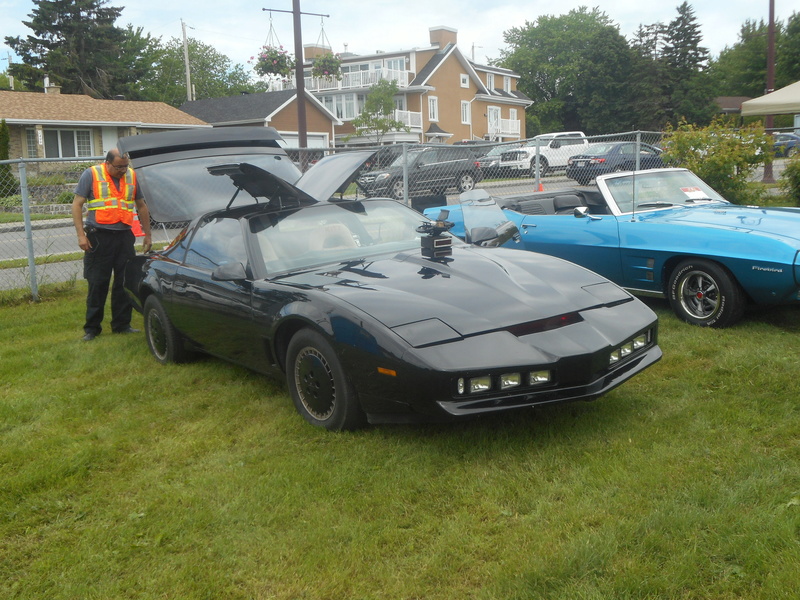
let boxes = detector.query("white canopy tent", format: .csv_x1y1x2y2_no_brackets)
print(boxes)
740,80,800,116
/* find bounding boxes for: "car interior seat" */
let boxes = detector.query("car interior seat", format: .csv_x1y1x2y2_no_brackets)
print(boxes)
552,194,585,214
309,223,358,251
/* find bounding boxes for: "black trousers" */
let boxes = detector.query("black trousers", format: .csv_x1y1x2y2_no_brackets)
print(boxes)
83,228,135,335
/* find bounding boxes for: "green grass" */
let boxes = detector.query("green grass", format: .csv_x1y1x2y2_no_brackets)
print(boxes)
0,212,68,224
1,284,799,599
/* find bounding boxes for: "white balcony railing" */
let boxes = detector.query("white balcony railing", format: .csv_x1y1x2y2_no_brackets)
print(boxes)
303,68,413,92
394,109,422,130
488,119,521,138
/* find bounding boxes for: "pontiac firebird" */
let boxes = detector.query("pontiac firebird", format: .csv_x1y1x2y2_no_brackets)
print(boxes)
120,128,661,430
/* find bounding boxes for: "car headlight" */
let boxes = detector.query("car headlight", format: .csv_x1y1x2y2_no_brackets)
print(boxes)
375,173,390,182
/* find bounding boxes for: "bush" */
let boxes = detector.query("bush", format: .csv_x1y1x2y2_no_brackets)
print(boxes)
780,153,800,206
0,194,22,208
55,190,74,204
662,117,772,204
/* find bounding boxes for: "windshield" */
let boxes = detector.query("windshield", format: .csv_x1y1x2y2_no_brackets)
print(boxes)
602,170,728,214
251,200,426,274
459,191,519,246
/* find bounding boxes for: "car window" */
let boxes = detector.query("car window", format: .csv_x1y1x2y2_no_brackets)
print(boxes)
184,217,245,270
251,200,424,274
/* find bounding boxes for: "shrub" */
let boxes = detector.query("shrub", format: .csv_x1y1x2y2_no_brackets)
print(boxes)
780,153,800,206
662,117,772,204
0,194,22,208
55,190,74,204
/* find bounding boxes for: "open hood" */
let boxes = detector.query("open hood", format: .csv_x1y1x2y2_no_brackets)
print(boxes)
117,127,373,222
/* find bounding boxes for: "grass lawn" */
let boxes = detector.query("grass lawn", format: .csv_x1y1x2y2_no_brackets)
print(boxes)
1,284,799,599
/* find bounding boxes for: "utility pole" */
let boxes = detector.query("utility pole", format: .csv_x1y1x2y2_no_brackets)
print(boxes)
762,0,776,183
262,3,329,149
1,53,13,90
182,20,193,103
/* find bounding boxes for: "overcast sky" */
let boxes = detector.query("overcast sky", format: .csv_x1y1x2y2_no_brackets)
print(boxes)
1,0,794,78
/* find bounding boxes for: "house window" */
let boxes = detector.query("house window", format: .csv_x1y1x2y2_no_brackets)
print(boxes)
486,73,495,90
25,129,38,158
386,58,404,72
322,94,361,120
510,108,518,121
503,76,511,93
428,96,439,122
460,74,469,88
34,128,93,158
461,101,471,125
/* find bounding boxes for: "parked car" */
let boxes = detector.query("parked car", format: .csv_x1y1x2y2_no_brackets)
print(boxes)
477,143,520,178
565,142,664,185
425,168,800,328
119,127,661,430
773,132,800,158
500,131,588,177
356,146,482,199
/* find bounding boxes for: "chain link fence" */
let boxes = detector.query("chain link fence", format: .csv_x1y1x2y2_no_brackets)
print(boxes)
0,130,707,300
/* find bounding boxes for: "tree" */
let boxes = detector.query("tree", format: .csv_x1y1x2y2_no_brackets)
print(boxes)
571,27,634,134
660,2,718,125
777,11,800,86
139,37,266,107
628,24,671,130
499,7,624,133
4,0,156,98
346,79,408,144
709,20,772,97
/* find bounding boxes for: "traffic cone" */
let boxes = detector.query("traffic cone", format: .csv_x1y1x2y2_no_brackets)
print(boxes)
131,214,144,237
537,182,544,192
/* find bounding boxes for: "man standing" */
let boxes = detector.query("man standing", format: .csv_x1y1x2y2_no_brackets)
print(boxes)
72,148,152,341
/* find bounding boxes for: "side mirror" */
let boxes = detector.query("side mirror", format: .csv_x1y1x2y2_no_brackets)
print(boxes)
468,226,498,245
574,206,590,218
212,261,248,281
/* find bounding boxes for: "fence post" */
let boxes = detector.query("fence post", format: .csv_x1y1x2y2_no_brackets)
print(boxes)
401,143,409,205
19,161,39,302
635,131,642,171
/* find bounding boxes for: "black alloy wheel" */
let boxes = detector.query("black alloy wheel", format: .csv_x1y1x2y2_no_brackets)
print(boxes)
286,329,365,431
530,157,549,177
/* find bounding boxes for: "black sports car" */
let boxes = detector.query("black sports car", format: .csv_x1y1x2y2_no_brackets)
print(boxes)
120,128,661,430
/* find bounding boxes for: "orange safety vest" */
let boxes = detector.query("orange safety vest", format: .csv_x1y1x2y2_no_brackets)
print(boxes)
86,164,137,226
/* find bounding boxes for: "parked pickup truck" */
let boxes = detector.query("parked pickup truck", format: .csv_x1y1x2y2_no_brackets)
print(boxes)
500,131,588,177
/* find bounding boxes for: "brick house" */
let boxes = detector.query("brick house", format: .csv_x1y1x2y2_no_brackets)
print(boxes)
0,87,208,165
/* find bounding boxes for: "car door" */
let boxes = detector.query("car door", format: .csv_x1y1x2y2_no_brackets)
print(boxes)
413,149,442,192
169,216,260,366
516,212,625,284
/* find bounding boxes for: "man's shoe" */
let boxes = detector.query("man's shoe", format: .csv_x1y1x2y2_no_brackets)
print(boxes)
82,332,97,341
114,327,140,334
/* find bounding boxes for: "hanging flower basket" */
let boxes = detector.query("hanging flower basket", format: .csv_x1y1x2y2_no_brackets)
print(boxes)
311,52,342,80
251,45,295,78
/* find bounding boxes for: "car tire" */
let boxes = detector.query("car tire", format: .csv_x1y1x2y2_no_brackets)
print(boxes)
457,173,476,193
143,295,188,364
286,328,366,431
667,259,746,328
786,147,796,158
530,157,549,177
390,179,405,200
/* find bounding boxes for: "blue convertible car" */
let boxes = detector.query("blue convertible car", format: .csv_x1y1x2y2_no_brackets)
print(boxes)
426,168,800,328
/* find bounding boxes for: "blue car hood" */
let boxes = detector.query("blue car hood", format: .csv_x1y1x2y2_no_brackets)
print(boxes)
275,245,636,336
640,204,800,243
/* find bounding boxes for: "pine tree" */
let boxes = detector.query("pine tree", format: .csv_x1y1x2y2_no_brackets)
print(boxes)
4,0,154,98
